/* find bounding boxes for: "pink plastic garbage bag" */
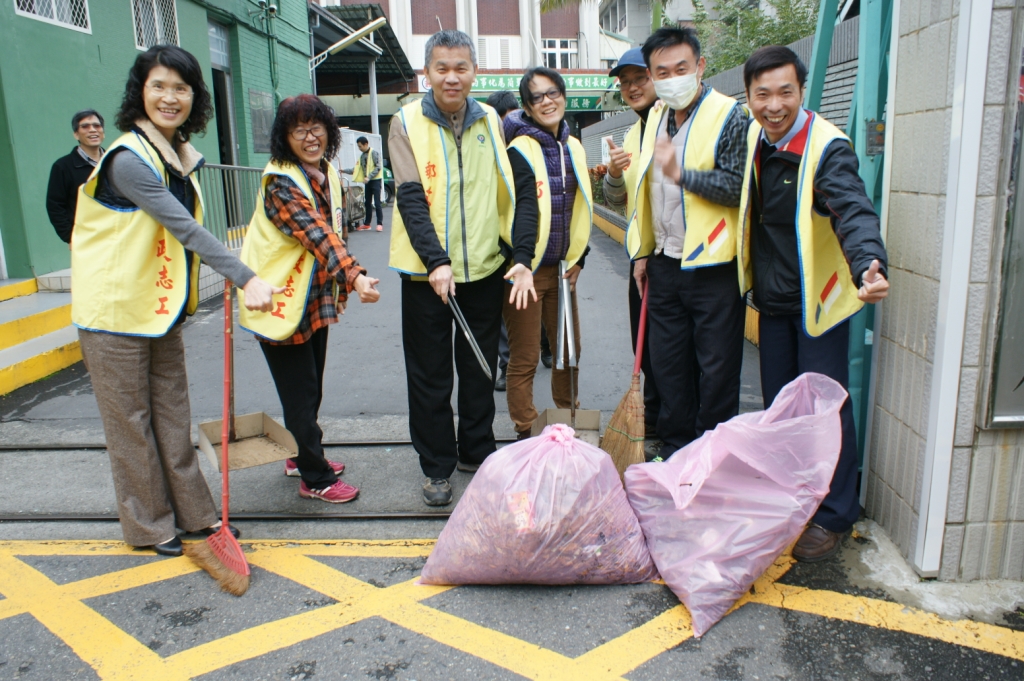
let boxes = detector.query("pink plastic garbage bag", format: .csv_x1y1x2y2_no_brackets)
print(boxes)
624,373,846,637
420,424,658,585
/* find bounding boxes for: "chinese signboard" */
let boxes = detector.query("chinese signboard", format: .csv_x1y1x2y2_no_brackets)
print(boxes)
249,89,274,154
472,95,603,111
420,73,614,93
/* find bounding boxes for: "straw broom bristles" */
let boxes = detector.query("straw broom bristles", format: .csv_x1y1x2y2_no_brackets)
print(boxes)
601,373,646,481
184,540,250,596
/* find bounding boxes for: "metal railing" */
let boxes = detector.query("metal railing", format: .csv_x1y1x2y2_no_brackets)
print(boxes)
195,163,263,301
197,163,263,250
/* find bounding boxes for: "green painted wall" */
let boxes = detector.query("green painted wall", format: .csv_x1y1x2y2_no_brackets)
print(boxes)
0,0,312,279
0,1,216,278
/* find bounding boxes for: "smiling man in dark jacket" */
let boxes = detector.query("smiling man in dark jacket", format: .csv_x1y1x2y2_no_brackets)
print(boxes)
739,46,890,562
388,30,537,506
46,110,105,244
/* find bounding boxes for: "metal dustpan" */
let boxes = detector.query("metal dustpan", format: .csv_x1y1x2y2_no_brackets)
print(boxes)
532,261,601,446
197,283,298,472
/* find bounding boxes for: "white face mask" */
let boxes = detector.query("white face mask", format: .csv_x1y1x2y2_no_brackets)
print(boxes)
654,72,700,110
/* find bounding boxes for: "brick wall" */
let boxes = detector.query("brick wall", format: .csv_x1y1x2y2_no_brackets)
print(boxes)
869,0,1024,582
540,5,580,38
412,0,458,34
479,0,519,34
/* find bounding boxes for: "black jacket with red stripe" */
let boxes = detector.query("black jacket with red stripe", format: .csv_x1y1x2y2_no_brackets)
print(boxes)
751,130,888,318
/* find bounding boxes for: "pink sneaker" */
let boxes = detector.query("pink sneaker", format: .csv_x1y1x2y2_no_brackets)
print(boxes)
355,224,371,231
299,479,359,503
285,459,345,477
376,224,384,232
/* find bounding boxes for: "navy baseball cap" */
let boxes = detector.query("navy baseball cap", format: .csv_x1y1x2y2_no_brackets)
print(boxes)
609,47,647,78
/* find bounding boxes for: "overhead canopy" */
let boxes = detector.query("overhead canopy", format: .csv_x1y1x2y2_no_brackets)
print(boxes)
310,3,415,92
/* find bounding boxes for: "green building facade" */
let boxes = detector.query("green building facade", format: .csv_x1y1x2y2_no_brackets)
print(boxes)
0,0,313,280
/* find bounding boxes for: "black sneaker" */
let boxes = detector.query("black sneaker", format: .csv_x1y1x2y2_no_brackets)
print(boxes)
540,348,553,369
494,369,507,392
644,439,666,462
423,478,453,506
456,461,480,473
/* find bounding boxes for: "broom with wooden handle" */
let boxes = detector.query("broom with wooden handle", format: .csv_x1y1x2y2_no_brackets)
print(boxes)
184,281,251,596
601,279,650,481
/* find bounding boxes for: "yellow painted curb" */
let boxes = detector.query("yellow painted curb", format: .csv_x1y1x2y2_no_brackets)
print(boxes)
0,340,82,395
744,305,760,346
0,279,37,303
593,214,625,245
0,305,71,352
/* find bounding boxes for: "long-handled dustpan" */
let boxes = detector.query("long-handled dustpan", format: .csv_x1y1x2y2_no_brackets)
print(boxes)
532,261,601,445
600,279,649,480
197,286,298,471
185,281,250,595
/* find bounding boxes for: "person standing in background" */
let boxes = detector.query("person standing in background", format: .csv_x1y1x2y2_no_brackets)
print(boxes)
47,109,106,245
485,90,522,392
352,136,384,232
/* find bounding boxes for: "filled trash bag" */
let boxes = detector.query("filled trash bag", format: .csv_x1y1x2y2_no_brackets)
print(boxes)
420,423,658,585
625,373,846,637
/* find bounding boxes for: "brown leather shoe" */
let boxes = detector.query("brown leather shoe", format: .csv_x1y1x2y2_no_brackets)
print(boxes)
792,524,845,563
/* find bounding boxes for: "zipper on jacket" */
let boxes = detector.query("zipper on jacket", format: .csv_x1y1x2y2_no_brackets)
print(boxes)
457,138,470,282
559,141,568,260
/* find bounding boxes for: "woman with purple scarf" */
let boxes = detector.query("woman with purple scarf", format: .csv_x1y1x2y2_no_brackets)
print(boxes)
503,67,593,440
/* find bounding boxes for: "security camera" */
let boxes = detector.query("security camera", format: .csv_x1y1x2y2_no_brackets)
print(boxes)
257,0,266,8
268,4,277,14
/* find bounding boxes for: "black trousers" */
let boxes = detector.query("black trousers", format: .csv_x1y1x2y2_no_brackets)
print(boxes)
259,327,339,489
629,260,661,434
364,179,383,226
646,255,745,450
759,314,860,533
402,268,504,478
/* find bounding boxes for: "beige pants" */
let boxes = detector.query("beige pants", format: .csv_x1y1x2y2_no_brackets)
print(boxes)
503,264,581,435
79,326,217,546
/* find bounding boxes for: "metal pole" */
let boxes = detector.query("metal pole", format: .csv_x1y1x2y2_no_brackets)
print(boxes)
369,57,379,135
805,0,840,111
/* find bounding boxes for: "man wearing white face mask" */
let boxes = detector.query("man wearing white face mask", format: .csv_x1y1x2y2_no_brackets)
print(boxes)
627,27,749,453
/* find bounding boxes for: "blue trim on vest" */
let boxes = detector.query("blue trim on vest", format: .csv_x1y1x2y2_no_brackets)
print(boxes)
438,125,450,255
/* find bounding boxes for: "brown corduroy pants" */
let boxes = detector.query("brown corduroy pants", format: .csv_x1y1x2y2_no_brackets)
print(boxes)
503,264,581,435
79,326,218,546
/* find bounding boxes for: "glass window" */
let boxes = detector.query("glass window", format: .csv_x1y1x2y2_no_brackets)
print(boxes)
208,21,230,71
14,0,90,32
132,0,179,50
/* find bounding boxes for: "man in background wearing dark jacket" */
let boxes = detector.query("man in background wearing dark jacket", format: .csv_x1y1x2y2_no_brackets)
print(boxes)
739,46,890,562
46,110,105,244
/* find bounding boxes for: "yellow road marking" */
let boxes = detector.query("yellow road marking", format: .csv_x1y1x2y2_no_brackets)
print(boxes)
0,304,71,352
0,538,1020,681
0,554,184,681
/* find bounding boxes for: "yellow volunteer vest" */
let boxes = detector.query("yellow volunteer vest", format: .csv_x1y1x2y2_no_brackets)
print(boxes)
625,91,741,268
238,161,345,341
389,100,515,283
624,101,665,261
737,112,863,337
508,135,592,270
352,149,377,183
71,131,202,337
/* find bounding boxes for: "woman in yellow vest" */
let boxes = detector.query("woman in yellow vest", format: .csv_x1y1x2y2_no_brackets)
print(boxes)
503,67,593,439
240,94,380,504
71,46,281,556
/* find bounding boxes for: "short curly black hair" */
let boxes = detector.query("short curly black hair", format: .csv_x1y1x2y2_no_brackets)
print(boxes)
115,45,213,143
269,94,340,166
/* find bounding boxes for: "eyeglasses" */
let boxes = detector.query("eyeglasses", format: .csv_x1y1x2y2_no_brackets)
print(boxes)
77,123,103,131
527,88,563,105
146,83,193,99
618,74,650,90
291,124,326,140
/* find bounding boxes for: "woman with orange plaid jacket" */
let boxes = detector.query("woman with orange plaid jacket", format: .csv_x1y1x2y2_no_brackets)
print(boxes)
241,94,380,504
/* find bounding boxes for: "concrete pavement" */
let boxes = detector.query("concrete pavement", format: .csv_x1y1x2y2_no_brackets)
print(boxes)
0,210,1022,680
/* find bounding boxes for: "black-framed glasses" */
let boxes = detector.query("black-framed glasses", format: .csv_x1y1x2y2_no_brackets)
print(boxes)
527,88,563,105
618,74,650,90
291,124,326,140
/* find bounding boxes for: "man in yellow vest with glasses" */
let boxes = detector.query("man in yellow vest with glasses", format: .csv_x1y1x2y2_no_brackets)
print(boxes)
740,46,889,562
632,27,750,456
388,30,536,506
